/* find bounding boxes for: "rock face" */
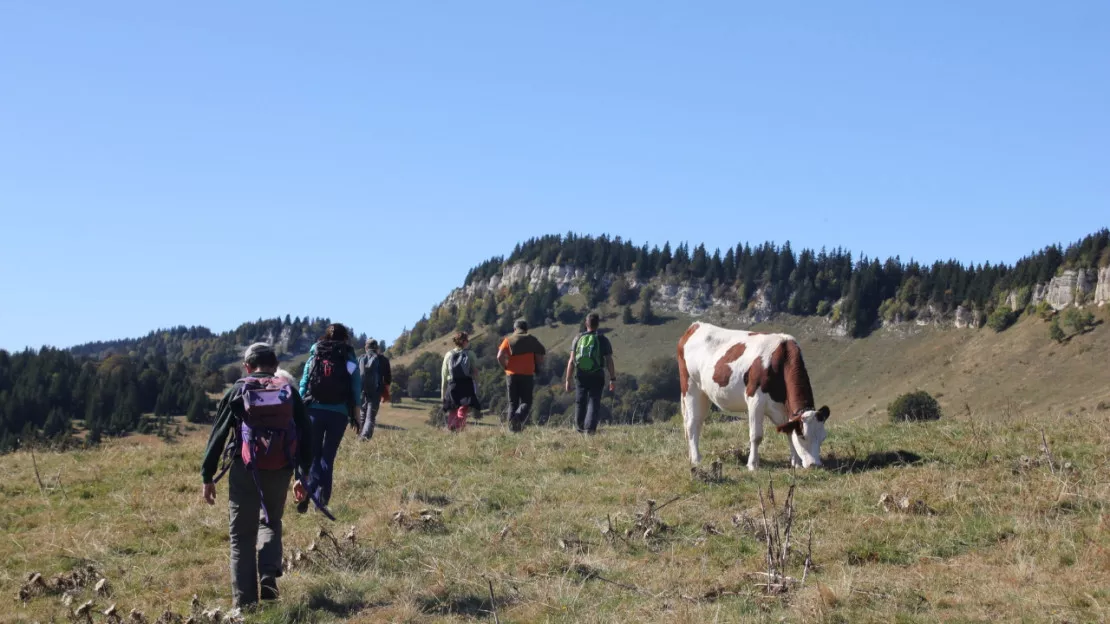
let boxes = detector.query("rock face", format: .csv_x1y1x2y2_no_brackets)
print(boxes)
953,305,979,329
1095,266,1110,306
443,261,1110,333
453,264,587,303
1030,269,1102,310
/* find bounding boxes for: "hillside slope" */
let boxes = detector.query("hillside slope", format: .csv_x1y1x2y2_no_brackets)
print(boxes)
395,303,1110,423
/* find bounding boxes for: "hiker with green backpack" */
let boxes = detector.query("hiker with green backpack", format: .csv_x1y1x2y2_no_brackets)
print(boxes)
564,312,616,434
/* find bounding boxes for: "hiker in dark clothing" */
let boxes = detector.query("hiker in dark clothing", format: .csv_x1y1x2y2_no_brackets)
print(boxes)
357,339,392,440
441,331,481,432
298,323,361,513
201,342,312,609
564,313,616,434
497,320,546,432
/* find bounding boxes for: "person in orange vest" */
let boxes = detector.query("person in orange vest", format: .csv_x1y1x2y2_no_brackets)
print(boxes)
497,319,546,432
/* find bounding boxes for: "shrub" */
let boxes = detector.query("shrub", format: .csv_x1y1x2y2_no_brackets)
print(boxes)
888,390,942,422
1062,307,1095,335
1049,318,1066,343
556,301,580,324
621,305,635,324
986,305,1016,333
816,300,832,317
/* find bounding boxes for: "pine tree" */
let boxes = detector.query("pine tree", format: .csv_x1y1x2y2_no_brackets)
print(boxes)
187,390,210,424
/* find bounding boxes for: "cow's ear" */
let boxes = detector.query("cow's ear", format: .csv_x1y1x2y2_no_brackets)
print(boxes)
776,420,803,435
816,406,830,422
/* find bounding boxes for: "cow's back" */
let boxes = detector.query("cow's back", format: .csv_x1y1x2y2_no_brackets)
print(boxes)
679,322,794,412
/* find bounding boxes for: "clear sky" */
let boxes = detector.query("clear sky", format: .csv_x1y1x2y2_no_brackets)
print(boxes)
2,1,1107,351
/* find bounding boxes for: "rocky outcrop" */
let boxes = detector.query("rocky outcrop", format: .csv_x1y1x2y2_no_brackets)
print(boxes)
444,261,1109,334
953,305,980,329
1029,269,1101,310
1096,266,1110,306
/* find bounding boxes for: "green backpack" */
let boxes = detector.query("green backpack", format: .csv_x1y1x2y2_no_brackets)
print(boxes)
574,332,604,373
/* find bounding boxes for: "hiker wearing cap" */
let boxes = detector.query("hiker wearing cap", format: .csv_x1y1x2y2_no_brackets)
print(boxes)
201,342,313,608
357,339,392,440
564,312,616,434
298,323,361,512
441,331,481,431
497,320,546,432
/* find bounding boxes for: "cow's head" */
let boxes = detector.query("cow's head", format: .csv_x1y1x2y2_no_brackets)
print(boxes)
776,406,831,468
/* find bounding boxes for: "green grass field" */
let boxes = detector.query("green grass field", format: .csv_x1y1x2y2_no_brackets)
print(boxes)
5,305,1110,623
4,389,1109,623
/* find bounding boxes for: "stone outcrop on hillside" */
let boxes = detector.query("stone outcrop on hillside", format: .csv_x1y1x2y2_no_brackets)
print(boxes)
1028,268,1105,310
447,261,1109,332
1096,266,1110,305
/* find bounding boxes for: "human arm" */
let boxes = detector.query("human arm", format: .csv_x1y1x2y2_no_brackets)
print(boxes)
497,346,510,370
299,354,313,398
200,389,236,502
564,354,575,392
292,389,312,480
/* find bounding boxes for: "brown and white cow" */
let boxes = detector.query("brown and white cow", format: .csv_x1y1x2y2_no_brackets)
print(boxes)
676,322,830,470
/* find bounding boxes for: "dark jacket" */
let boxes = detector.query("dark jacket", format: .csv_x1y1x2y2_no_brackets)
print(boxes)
201,372,313,484
359,351,392,393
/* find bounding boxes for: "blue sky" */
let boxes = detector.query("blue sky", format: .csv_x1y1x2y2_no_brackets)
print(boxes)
1,1,1106,351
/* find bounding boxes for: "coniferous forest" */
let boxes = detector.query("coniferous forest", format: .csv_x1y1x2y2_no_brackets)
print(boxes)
392,229,1108,354
0,317,362,452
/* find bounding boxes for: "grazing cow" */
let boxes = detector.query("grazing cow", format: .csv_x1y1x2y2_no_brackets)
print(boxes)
677,322,830,470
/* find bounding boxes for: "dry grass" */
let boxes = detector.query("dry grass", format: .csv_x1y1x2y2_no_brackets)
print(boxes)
3,389,1109,623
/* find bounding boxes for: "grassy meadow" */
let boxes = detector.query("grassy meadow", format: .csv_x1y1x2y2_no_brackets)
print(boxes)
3,389,1109,623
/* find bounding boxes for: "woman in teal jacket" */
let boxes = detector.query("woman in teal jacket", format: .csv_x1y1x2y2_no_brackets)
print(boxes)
298,323,361,513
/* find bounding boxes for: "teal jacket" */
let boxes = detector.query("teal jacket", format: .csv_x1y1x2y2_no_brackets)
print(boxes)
299,342,361,416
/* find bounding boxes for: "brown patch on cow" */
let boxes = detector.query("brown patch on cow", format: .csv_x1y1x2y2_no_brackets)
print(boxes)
744,343,788,403
744,340,815,417
780,340,816,415
747,331,764,335
676,323,700,396
712,343,746,387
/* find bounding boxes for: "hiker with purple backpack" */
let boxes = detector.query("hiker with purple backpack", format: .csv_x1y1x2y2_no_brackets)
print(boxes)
297,323,361,513
201,342,313,609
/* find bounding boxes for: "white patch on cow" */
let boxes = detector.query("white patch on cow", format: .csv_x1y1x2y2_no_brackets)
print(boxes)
678,322,829,471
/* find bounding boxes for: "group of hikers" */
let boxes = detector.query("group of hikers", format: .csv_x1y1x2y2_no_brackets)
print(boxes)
199,314,617,609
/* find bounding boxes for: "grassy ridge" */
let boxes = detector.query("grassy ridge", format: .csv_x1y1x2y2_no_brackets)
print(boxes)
3,393,1109,622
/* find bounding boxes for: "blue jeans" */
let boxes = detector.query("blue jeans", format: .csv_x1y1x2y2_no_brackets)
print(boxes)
306,407,347,506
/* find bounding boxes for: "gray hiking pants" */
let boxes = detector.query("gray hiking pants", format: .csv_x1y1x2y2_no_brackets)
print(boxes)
359,395,381,439
227,460,292,607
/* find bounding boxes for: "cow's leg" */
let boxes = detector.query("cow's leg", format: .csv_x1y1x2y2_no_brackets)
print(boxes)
682,388,710,465
745,394,766,471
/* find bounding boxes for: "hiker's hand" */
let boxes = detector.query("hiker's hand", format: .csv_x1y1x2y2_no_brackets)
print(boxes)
608,381,615,393
564,380,571,393
202,483,216,505
293,480,307,503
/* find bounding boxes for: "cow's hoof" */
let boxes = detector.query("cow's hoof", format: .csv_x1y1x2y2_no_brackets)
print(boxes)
746,464,759,472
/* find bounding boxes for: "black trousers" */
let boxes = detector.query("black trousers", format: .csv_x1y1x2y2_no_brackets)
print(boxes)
507,374,534,432
574,374,605,434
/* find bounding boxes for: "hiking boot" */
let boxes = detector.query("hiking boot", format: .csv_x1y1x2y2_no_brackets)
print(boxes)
260,577,279,601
